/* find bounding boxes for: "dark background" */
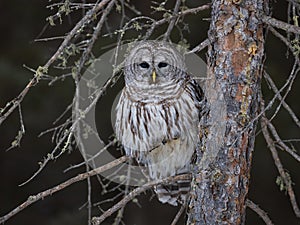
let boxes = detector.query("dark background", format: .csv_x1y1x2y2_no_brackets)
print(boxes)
0,1,299,225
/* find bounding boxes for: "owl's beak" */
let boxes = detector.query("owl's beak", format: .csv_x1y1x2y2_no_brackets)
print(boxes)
152,70,156,83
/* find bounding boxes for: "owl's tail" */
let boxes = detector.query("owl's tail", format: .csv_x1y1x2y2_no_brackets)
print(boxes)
154,178,191,206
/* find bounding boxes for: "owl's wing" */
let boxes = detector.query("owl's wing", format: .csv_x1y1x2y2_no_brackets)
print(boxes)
185,77,206,120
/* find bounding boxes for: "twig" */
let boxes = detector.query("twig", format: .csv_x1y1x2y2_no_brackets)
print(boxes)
0,0,112,126
268,26,295,53
266,117,300,163
6,105,25,151
262,70,300,163
262,14,300,35
91,174,191,225
170,204,186,225
263,72,300,129
21,50,121,186
18,129,74,186
0,156,128,224
124,1,141,15
187,38,210,54
20,54,122,185
268,63,298,123
74,0,116,80
261,107,300,217
246,199,274,225
163,0,181,40
64,140,117,172
113,159,133,225
44,0,112,69
145,4,210,39
0,76,37,126
34,36,66,42
74,83,92,225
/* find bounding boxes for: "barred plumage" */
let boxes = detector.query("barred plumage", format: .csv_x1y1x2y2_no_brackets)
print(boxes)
115,41,203,205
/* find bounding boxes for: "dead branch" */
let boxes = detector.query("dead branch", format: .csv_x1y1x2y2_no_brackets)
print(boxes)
74,0,116,81
91,174,191,225
0,0,112,126
0,156,128,224
266,117,300,163
145,4,210,39
64,140,117,172
170,204,186,225
262,69,300,163
261,106,300,217
163,0,181,40
20,66,122,186
187,38,210,54
44,0,112,69
246,199,274,225
263,72,300,129
112,159,133,225
268,26,295,53
262,15,300,34
0,76,38,126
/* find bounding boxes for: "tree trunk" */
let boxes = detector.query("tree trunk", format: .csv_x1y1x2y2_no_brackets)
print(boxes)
188,0,265,224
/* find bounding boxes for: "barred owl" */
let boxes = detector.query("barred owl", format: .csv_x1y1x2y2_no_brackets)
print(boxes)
115,41,203,206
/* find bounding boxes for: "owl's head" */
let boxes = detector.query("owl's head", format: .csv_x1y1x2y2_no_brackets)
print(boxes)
124,41,186,86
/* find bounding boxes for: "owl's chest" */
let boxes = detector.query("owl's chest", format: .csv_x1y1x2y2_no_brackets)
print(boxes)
115,90,199,154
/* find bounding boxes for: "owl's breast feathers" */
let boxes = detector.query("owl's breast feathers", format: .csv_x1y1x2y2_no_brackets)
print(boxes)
115,77,203,205
115,76,203,175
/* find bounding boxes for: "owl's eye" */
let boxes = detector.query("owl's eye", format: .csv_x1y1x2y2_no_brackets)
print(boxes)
139,62,150,69
158,62,168,68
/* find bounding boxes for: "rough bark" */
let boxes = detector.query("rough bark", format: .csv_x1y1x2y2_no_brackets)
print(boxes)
188,0,265,224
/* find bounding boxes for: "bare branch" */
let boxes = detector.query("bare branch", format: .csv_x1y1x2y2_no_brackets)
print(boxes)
64,140,117,172
34,36,66,42
0,0,112,126
0,156,128,224
187,38,210,54
262,15,300,35
145,4,210,39
246,199,274,225
44,0,112,69
266,116,300,163
6,105,25,151
261,111,300,217
268,26,295,53
163,0,181,41
170,204,186,225
263,72,300,129
74,0,116,80
0,76,37,126
91,174,191,225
